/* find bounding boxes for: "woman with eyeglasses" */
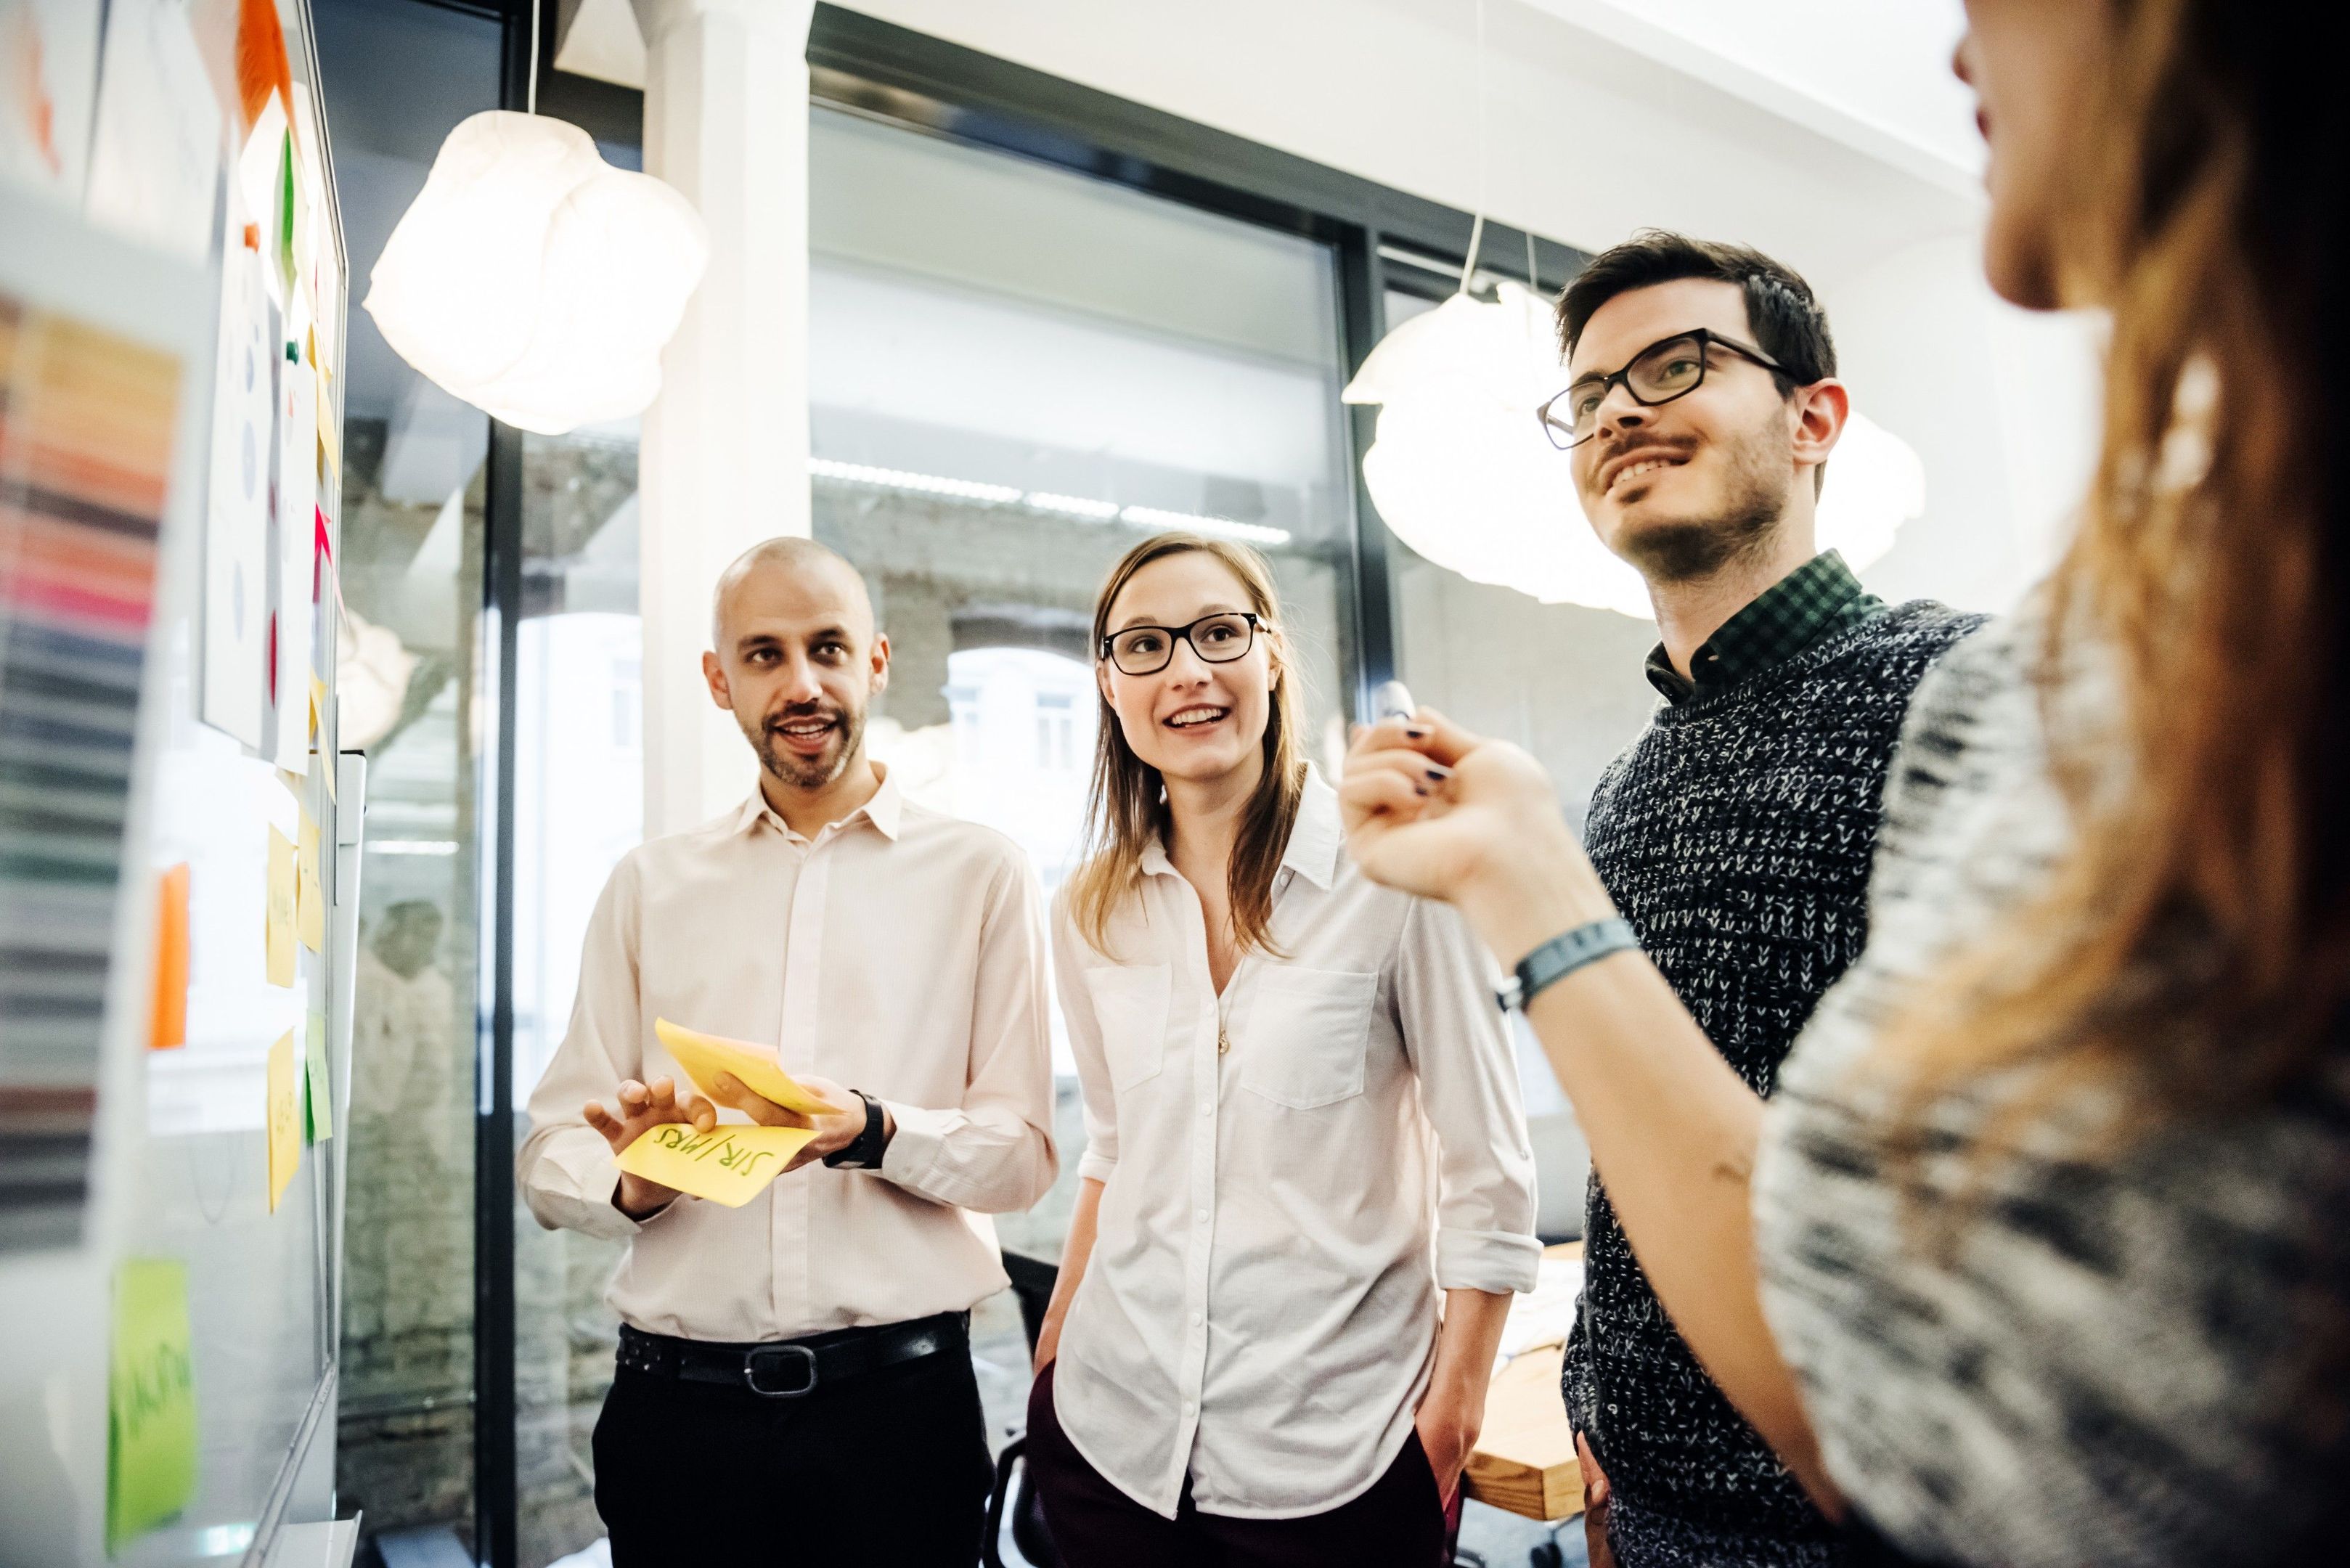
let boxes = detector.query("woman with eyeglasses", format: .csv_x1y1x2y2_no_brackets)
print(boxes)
1345,2,2350,1566
1024,533,1540,1565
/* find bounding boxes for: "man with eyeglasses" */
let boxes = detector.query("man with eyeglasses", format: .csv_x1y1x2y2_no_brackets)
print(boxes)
1535,233,1983,1568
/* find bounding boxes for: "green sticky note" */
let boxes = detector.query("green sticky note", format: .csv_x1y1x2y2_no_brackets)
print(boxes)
303,1010,332,1143
107,1259,197,1552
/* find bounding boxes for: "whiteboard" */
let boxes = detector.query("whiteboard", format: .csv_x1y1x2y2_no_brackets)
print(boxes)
0,0,356,1560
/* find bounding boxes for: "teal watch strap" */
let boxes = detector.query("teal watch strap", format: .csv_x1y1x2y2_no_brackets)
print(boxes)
1495,918,1639,1012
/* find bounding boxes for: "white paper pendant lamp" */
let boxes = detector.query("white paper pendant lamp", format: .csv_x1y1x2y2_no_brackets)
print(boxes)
1344,279,1649,617
1342,278,1927,618
364,110,709,436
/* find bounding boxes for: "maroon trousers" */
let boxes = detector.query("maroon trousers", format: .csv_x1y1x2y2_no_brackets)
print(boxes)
1025,1360,1458,1567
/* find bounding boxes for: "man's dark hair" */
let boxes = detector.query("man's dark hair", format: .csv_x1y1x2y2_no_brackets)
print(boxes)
1557,230,1837,389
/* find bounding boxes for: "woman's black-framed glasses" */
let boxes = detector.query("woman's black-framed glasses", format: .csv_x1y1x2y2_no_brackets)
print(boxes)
1101,612,1263,676
1536,328,1787,450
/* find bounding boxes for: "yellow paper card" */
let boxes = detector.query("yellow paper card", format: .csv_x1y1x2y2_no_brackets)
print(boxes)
296,812,324,952
308,673,325,740
653,1018,844,1119
265,827,297,987
266,1029,301,1211
616,1122,817,1208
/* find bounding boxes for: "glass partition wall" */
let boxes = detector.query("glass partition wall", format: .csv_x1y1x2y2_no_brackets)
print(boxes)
505,104,1363,1568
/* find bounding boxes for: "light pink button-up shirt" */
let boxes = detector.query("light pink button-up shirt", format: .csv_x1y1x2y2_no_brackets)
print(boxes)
517,769,1057,1342
1050,772,1540,1519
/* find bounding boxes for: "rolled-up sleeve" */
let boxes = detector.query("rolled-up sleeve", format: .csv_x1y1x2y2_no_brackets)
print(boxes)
1050,889,1120,1185
1396,895,1542,1294
878,851,1058,1213
516,854,664,1241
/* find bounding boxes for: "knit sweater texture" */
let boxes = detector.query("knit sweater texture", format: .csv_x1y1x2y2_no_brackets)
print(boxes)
1565,598,1985,1567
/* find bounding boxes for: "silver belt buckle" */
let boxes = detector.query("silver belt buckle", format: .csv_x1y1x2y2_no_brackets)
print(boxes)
743,1343,818,1399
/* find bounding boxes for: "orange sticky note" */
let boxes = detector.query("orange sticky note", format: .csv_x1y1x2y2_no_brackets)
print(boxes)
266,1029,301,1212
265,826,297,987
150,865,189,1050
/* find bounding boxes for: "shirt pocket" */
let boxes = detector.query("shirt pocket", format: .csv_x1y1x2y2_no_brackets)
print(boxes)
1239,965,1379,1110
1083,963,1171,1093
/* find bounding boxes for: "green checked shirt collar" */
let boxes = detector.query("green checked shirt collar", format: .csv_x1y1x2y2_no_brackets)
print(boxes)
1644,550,1886,705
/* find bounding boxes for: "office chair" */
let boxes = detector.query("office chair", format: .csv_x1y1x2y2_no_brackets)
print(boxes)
983,1251,1062,1568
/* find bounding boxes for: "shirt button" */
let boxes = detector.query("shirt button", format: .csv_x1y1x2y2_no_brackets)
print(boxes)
1183,1400,1196,1416
1191,1312,1204,1327
1198,1101,1212,1118
1195,1208,1209,1224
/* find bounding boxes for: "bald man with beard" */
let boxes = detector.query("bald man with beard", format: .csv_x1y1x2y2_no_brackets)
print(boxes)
518,538,1057,1567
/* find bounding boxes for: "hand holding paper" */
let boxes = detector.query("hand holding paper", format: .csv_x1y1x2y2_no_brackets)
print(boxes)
703,1067,869,1175
584,1075,715,1218
651,1017,846,1119
651,1016,864,1175
596,1023,862,1211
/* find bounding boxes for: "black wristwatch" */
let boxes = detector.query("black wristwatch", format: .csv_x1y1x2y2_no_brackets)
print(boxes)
821,1090,889,1170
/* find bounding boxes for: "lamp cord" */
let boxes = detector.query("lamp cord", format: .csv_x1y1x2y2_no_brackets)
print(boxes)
527,0,540,115
1458,0,1487,295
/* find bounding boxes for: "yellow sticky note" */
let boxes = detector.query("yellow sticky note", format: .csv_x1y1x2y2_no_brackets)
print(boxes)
266,1029,301,1212
653,1018,846,1119
265,827,297,987
308,673,325,741
616,1123,818,1208
296,812,323,952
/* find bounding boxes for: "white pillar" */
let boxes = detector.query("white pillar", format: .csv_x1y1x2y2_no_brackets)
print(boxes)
629,0,815,838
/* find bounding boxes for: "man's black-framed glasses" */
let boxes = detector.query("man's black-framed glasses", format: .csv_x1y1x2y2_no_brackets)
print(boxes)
1537,328,1787,450
1101,612,1262,676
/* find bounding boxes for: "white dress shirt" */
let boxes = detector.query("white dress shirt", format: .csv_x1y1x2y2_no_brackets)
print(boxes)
1050,771,1541,1519
517,768,1057,1342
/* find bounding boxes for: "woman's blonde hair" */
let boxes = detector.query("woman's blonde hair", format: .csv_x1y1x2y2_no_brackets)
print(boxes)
1887,0,2349,1142
1066,534,1310,959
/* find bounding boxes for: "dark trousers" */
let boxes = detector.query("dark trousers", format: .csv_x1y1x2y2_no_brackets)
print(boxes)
1025,1360,1453,1567
592,1330,993,1567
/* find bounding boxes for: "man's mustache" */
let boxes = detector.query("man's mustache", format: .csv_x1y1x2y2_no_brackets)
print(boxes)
1593,430,1702,473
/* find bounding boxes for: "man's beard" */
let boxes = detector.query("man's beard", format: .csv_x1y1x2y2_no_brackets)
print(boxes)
750,702,865,791
1607,425,1791,585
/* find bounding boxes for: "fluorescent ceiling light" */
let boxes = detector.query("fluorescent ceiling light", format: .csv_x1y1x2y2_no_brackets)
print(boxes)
1025,491,1122,520
809,457,1022,505
807,460,1294,547
1117,505,1291,547
371,840,460,856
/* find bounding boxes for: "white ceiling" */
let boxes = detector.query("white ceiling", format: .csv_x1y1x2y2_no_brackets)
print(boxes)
1522,0,1980,183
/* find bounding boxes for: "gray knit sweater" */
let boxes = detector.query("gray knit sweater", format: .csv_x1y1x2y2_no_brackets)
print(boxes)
1568,600,1986,1567
1753,609,2350,1567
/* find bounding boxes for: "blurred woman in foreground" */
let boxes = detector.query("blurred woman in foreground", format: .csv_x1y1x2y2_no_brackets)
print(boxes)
1344,1,2349,1564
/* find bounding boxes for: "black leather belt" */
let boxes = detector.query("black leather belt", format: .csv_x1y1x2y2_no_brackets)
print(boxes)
615,1311,967,1400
